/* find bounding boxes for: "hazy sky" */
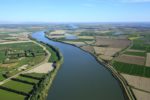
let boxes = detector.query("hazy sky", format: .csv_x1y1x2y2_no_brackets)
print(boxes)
0,0,150,23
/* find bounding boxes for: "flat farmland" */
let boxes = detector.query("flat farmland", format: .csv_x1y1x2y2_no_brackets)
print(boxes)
132,89,150,100
2,80,33,93
94,47,121,56
95,37,131,48
122,74,150,92
78,36,94,39
146,53,150,67
113,61,150,78
81,46,94,54
16,76,39,84
0,89,25,100
63,41,85,46
0,42,46,81
127,49,145,52
99,55,113,61
115,54,145,65
124,51,146,57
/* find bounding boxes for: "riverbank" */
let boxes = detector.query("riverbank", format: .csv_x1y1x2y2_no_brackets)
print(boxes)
28,35,63,100
45,34,135,100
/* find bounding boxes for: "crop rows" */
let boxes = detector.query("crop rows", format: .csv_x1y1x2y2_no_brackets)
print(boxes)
113,61,150,78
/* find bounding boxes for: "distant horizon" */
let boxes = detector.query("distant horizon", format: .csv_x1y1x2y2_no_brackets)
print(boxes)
1,21,150,25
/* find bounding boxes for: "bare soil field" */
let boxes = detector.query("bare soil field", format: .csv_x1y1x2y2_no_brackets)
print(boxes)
94,47,121,61
27,63,53,74
81,46,94,54
132,89,150,100
115,54,145,65
122,74,150,92
94,47,121,56
146,53,150,67
95,37,131,48
85,41,95,45
99,55,113,61
94,47,105,55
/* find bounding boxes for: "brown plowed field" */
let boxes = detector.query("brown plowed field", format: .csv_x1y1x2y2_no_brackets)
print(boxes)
95,37,131,48
115,54,145,65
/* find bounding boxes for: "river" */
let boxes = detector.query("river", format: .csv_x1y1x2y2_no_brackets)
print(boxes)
31,31,126,100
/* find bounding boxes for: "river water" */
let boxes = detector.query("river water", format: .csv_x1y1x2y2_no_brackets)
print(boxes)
31,31,126,100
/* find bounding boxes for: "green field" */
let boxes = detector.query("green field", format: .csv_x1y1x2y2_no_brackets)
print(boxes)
0,42,46,81
113,61,150,78
0,73,45,100
22,73,45,79
124,51,146,57
0,89,25,100
2,80,33,93
16,76,40,84
131,38,150,52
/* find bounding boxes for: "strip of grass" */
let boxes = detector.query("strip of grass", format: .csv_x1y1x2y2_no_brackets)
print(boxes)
0,89,25,100
16,76,39,84
113,61,150,78
124,51,146,57
23,73,45,79
2,80,33,93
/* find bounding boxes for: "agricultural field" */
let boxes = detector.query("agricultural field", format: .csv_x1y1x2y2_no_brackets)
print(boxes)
115,54,145,65
146,53,150,67
0,42,46,81
81,46,95,54
94,47,121,60
122,74,150,92
94,47,121,56
124,51,146,57
122,74,150,100
22,73,45,79
132,89,150,100
2,80,33,93
0,72,45,100
95,36,131,48
112,61,150,78
130,37,150,52
63,41,86,46
0,89,26,100
16,76,40,84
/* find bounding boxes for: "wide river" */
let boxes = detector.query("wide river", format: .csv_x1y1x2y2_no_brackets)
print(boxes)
32,31,126,100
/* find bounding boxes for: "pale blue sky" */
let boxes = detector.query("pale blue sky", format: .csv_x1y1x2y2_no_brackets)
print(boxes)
0,0,150,23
